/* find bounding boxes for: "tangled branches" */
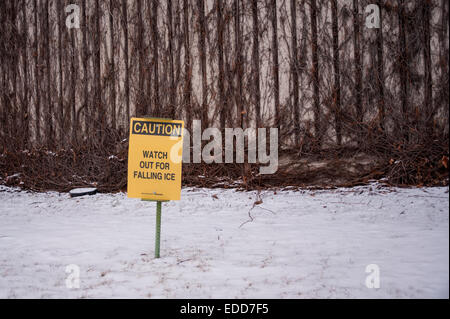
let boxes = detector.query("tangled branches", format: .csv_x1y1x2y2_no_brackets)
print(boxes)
1,134,447,193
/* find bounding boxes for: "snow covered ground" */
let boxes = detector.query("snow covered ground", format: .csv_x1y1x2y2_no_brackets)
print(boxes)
0,184,448,299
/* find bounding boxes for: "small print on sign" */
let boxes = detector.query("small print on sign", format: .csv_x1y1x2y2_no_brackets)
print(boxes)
127,118,184,200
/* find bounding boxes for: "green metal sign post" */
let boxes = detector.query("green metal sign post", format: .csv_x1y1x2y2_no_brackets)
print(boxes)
142,199,168,258
155,201,162,258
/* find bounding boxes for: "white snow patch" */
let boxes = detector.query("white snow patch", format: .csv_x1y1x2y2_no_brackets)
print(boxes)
0,184,448,298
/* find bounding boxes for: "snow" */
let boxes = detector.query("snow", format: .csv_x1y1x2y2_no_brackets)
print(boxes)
0,184,448,298
69,188,98,197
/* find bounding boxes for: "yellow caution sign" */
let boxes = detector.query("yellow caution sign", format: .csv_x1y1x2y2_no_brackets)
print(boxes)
127,117,184,200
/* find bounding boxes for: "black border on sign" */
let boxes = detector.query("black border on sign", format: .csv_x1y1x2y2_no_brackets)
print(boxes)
131,120,183,137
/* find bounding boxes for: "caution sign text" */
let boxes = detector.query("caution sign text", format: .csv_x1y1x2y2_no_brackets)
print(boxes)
127,118,184,200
